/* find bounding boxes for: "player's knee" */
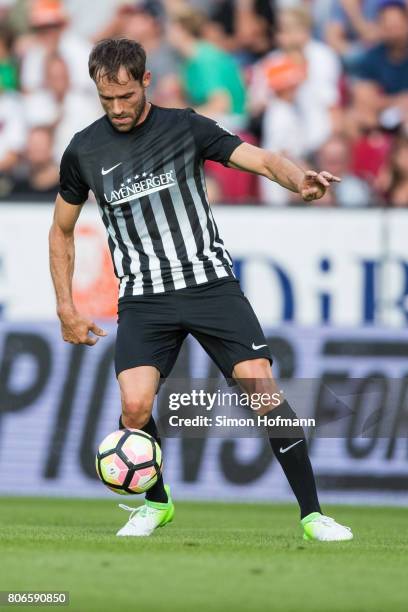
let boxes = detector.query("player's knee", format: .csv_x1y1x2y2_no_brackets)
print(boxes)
236,358,271,379
121,396,153,429
122,407,151,430
251,358,271,377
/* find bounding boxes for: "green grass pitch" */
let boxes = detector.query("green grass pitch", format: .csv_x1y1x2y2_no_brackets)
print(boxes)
1,497,407,612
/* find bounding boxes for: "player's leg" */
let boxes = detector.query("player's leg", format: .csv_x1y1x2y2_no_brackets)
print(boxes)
183,281,320,516
114,301,184,536
184,280,352,541
115,301,185,499
117,365,167,503
232,358,321,519
118,365,159,429
233,358,352,541
185,280,321,519
115,365,174,537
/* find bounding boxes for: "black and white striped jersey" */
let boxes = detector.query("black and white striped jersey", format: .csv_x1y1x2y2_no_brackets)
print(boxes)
59,105,243,299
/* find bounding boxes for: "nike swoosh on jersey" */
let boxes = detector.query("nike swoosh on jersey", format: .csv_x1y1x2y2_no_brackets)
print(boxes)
279,440,303,454
252,343,268,350
101,162,122,175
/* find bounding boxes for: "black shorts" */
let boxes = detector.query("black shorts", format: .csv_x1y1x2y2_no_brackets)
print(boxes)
115,278,272,380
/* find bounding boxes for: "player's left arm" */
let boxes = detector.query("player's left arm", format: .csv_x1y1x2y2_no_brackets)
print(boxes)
228,142,341,201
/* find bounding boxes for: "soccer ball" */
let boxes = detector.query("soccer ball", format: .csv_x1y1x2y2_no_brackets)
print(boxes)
95,429,162,495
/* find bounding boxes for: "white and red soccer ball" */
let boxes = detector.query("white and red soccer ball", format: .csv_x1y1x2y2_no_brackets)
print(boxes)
95,429,162,495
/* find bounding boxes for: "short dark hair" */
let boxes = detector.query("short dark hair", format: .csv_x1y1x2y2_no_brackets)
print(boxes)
377,0,407,15
88,38,146,84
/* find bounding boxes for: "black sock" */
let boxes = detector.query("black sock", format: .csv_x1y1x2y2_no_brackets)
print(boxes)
266,400,321,519
118,415,168,504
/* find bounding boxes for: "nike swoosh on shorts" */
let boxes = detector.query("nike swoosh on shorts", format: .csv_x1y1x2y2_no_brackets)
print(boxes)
252,343,267,350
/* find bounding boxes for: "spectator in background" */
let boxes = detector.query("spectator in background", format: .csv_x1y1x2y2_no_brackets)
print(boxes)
94,1,182,105
45,53,101,160
0,86,25,175
167,6,247,130
352,0,408,125
325,0,381,69
23,53,101,163
204,0,275,63
0,126,59,201
0,6,21,178
19,0,91,94
250,6,341,154
277,6,342,152
0,24,18,91
315,135,376,206
260,54,308,205
380,134,408,205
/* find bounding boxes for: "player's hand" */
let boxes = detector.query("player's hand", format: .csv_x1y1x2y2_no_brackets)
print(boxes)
59,310,108,346
299,170,341,202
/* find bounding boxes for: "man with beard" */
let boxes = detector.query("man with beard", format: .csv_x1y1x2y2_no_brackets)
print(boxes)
49,38,352,542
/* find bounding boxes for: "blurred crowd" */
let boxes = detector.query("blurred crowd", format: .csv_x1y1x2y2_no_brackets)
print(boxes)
1,0,408,206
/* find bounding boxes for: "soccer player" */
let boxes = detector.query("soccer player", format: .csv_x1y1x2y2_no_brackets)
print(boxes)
49,39,353,541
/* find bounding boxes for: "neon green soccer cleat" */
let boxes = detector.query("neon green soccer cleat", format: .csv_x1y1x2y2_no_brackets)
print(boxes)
301,512,353,542
116,485,175,537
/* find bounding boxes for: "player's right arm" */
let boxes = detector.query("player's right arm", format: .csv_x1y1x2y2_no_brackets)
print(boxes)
50,133,108,346
49,194,107,346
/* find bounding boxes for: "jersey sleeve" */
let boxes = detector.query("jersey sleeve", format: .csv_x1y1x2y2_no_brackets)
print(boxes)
188,110,243,166
59,136,89,204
